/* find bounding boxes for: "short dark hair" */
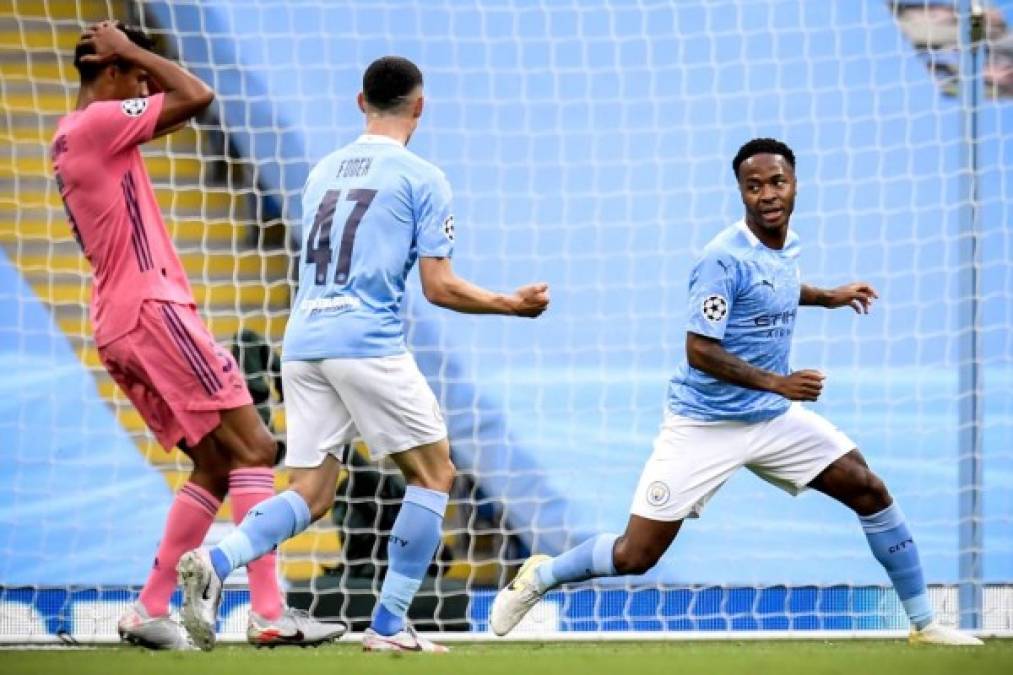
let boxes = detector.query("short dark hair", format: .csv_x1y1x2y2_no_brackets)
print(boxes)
74,22,153,83
732,138,796,178
362,56,423,111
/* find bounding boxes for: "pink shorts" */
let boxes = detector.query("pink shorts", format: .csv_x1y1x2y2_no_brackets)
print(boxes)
99,301,252,450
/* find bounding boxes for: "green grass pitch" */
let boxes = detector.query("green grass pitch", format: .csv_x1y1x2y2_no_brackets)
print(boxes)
2,640,1011,675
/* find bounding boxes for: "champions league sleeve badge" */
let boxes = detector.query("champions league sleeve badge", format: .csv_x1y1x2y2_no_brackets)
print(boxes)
121,98,149,117
701,294,728,322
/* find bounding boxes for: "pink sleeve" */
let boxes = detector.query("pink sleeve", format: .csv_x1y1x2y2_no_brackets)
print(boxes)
81,93,165,155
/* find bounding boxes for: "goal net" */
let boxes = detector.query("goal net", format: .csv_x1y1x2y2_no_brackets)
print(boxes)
1,0,1010,642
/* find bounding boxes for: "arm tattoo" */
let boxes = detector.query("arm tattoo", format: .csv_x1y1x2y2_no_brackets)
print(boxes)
689,336,776,392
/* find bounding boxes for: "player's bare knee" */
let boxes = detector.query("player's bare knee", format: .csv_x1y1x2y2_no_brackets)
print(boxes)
864,471,892,513
433,456,456,492
214,405,277,468
614,553,655,576
842,468,892,516
188,467,228,500
411,471,454,494
185,443,230,497
289,476,331,521
230,431,277,469
203,466,230,496
404,455,455,494
612,540,660,576
306,491,332,521
251,433,278,467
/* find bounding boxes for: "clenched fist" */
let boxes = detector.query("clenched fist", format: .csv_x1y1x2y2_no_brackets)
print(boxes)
772,369,825,401
510,282,550,318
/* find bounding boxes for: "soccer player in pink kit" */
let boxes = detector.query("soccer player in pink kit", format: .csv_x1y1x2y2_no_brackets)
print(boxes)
52,21,345,649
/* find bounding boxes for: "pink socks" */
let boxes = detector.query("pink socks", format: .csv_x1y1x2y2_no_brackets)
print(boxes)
137,470,283,621
229,467,283,621
138,482,219,617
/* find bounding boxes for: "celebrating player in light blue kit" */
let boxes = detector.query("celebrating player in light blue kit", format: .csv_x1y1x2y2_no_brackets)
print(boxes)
179,56,549,652
491,138,981,646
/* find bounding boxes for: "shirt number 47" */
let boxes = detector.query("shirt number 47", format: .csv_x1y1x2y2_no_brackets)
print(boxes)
304,189,377,286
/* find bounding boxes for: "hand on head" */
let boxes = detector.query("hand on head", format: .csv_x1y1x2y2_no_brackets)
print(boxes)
77,19,134,64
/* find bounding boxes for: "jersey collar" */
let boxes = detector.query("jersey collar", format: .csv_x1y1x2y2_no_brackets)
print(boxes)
736,219,761,247
356,134,404,147
735,219,799,251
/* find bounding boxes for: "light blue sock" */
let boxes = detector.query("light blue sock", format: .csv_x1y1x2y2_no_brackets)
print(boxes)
534,533,618,592
210,490,311,581
859,503,934,629
371,486,449,636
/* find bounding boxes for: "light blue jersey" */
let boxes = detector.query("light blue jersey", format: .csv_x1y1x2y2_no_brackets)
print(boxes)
283,135,454,360
667,220,801,422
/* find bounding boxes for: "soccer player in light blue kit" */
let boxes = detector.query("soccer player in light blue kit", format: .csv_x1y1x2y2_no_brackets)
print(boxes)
179,56,549,652
491,138,981,646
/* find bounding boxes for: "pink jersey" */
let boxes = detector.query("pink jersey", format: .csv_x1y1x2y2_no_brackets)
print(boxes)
51,93,195,347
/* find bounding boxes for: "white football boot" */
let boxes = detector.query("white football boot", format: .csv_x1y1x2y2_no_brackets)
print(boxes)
489,554,552,637
362,624,449,653
247,607,348,648
909,620,984,646
117,602,195,650
177,548,223,651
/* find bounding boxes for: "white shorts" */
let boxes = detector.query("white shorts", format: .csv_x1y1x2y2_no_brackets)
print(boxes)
629,403,855,521
282,353,447,468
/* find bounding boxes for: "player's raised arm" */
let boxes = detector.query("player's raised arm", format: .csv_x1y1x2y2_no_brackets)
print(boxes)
78,20,213,134
800,282,878,314
419,257,548,317
411,155,548,317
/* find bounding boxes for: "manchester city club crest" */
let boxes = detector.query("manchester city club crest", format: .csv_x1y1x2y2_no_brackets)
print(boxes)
646,481,670,507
